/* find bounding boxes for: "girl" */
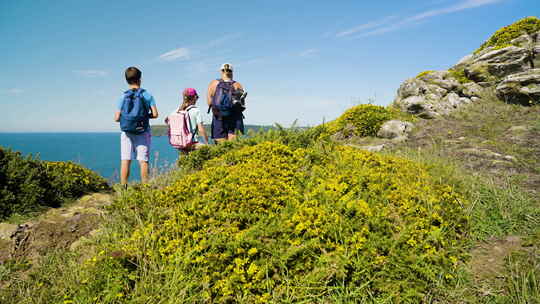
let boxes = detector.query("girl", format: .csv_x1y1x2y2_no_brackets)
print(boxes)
166,88,209,152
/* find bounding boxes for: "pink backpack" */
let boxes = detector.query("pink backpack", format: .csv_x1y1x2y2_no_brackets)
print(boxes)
165,106,195,150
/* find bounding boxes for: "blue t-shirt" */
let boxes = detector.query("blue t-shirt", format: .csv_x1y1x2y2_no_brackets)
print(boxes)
117,89,156,110
117,89,157,133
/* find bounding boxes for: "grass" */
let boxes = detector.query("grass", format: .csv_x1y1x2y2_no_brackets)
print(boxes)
1,91,540,302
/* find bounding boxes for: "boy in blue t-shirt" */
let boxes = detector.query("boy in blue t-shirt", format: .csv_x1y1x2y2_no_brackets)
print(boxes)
114,67,158,186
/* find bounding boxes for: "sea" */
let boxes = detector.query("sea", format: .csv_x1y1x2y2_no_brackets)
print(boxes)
0,133,180,183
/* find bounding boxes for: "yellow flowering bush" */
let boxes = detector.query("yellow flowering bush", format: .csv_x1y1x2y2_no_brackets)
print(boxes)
320,104,413,140
476,16,540,53
83,142,468,302
45,161,109,199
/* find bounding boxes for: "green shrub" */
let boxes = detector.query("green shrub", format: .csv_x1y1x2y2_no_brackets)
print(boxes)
476,16,540,53
45,161,109,199
416,70,435,79
0,147,110,220
448,68,472,84
323,104,396,138
72,142,469,303
178,125,329,170
0,147,52,219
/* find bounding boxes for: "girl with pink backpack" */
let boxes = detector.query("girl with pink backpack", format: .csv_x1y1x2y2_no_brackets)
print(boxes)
165,88,209,153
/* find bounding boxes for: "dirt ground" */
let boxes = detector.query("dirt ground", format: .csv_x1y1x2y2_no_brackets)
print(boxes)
0,193,112,265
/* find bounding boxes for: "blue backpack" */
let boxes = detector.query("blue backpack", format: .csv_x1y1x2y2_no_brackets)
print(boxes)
120,88,150,134
212,80,236,118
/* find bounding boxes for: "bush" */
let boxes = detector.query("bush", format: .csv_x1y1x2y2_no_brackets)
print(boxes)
75,142,469,303
45,161,109,199
0,147,110,220
177,124,329,170
0,148,52,219
323,104,396,138
476,16,540,53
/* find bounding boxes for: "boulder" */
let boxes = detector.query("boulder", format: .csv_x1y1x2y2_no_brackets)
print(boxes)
464,46,531,82
393,71,473,118
462,82,484,97
0,223,17,240
496,69,540,105
377,120,414,140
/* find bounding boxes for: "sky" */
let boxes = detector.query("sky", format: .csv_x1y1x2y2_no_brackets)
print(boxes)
0,0,538,132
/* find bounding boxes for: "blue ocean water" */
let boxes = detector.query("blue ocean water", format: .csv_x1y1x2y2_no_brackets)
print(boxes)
0,133,180,182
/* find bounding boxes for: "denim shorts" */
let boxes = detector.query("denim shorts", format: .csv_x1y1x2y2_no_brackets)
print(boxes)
120,131,151,161
211,114,244,139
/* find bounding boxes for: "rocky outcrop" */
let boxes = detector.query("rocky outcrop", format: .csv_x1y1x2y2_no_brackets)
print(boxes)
496,69,540,105
464,46,532,83
393,71,481,118
394,24,540,118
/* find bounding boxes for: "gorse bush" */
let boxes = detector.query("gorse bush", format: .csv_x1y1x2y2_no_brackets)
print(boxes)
323,104,398,138
72,142,469,303
0,147,110,220
178,124,329,170
476,16,540,53
45,161,109,199
0,148,52,219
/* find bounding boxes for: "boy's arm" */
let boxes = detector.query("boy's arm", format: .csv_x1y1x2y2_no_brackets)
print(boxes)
150,105,158,119
207,80,218,107
115,97,123,122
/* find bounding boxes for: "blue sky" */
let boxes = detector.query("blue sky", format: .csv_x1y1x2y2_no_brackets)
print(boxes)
0,0,538,132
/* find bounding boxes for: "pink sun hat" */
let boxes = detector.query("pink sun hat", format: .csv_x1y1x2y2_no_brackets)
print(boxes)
182,88,198,97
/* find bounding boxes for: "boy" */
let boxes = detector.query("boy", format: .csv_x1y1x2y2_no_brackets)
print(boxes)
114,67,158,186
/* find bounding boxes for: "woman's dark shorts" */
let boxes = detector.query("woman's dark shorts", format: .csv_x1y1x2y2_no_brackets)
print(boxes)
211,114,244,139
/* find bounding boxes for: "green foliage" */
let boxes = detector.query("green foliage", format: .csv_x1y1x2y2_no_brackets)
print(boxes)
0,147,53,219
45,161,109,199
67,142,470,303
323,104,398,138
0,147,110,220
416,70,435,79
177,124,329,170
476,16,540,53
448,68,472,84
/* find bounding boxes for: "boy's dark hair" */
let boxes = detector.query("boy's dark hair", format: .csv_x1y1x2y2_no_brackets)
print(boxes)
125,67,142,85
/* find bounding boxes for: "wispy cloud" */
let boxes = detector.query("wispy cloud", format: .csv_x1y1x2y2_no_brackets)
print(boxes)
407,0,502,22
73,70,108,77
158,47,191,61
336,16,398,37
299,49,318,57
337,0,503,38
3,88,24,96
204,33,243,49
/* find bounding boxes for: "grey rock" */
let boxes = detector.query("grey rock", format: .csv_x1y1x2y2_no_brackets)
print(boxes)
496,68,540,105
0,223,17,240
377,120,414,139
459,148,503,159
361,144,385,152
462,82,484,97
457,54,474,66
504,155,517,162
465,46,531,82
393,71,473,118
508,125,529,132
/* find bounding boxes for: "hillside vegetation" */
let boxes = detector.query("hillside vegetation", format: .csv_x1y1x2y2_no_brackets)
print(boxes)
0,148,110,220
1,17,540,303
